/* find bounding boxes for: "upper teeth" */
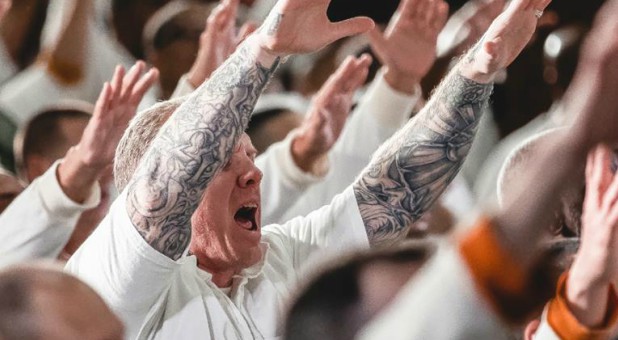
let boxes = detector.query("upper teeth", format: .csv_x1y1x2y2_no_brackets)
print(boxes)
243,204,257,209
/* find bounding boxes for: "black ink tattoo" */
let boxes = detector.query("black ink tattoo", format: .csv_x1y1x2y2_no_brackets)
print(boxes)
267,13,283,36
126,44,279,260
354,71,493,247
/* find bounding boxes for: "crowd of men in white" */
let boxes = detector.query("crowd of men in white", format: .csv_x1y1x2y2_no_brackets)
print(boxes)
1,0,618,338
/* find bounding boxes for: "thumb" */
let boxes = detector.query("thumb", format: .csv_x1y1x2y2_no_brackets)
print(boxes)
329,16,375,44
367,27,388,64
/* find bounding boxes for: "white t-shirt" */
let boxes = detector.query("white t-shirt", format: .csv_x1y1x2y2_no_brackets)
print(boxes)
0,161,100,267
66,186,368,340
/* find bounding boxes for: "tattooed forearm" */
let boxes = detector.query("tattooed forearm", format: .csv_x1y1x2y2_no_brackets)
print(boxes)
126,44,278,259
354,71,493,247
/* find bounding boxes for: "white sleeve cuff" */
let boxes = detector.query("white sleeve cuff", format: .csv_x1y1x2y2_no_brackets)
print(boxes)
269,130,330,188
170,74,197,99
360,70,422,129
36,161,101,217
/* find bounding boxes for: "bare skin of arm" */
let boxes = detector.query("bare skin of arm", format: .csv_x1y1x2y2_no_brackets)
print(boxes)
354,0,553,247
126,0,374,260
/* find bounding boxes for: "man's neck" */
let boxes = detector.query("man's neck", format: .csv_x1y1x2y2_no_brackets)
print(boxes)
196,261,238,289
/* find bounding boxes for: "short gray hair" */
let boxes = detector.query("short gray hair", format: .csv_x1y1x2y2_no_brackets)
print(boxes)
114,96,186,192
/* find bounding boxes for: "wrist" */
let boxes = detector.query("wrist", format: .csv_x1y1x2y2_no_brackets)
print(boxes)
187,68,207,89
58,146,103,203
382,67,421,95
571,245,614,284
458,46,499,84
291,133,326,173
245,33,284,69
458,61,497,84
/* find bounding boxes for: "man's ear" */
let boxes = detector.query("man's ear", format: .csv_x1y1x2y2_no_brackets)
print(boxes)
523,319,541,340
24,154,55,183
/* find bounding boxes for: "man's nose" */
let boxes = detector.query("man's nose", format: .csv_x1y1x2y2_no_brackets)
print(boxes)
238,165,263,188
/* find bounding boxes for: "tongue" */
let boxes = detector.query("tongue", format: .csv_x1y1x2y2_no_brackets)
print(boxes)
235,216,253,230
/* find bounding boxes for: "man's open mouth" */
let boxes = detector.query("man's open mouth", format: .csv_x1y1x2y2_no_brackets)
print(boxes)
234,204,258,231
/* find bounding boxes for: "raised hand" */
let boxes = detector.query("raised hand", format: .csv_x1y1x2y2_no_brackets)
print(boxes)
254,0,375,56
79,62,159,167
58,62,158,202
437,0,505,58
460,0,552,82
292,54,372,172
368,0,449,93
567,0,618,147
566,145,618,327
187,0,257,88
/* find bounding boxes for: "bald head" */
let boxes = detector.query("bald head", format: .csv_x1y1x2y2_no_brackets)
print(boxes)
499,129,584,237
0,264,124,340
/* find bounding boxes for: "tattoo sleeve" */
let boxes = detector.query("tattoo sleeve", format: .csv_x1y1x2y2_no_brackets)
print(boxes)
126,44,278,260
354,70,493,247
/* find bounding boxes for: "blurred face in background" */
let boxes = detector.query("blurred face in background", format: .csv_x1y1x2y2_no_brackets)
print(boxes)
0,172,24,214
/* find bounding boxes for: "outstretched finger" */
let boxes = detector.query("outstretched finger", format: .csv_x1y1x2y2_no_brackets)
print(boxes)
121,61,146,102
110,65,125,107
429,1,450,32
328,16,375,45
207,2,226,29
331,55,365,92
507,0,532,12
366,27,387,64
345,54,372,91
399,0,419,19
603,156,618,211
129,68,159,107
416,0,433,25
320,56,357,96
224,0,240,30
93,82,112,120
586,145,612,209
533,0,552,11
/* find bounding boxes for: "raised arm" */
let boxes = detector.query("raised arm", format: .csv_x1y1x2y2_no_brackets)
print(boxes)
354,0,551,247
126,0,374,260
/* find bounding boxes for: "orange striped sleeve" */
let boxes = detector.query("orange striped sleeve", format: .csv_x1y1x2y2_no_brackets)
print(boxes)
546,273,618,340
458,216,551,323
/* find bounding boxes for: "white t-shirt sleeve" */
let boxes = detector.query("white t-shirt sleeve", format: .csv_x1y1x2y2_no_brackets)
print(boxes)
276,73,421,223
171,74,196,99
358,246,510,340
258,130,329,226
263,186,369,271
66,190,181,324
0,161,100,266
334,71,421,158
